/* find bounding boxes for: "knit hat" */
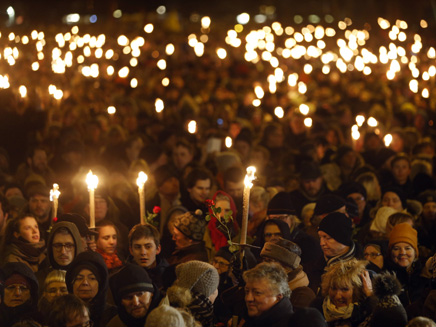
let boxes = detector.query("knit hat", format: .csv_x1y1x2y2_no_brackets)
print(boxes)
174,210,207,241
267,191,296,215
314,194,346,216
370,206,398,234
300,162,322,180
175,260,219,298
261,238,301,270
417,190,436,206
318,212,353,246
5,273,31,288
388,222,418,256
153,165,179,188
110,263,154,299
339,182,367,199
145,305,185,327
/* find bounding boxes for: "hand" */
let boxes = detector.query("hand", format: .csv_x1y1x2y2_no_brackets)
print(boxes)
361,270,373,297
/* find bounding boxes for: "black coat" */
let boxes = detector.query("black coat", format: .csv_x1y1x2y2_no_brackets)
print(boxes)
243,297,294,327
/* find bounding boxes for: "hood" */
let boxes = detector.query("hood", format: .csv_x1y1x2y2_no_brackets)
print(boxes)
2,262,39,305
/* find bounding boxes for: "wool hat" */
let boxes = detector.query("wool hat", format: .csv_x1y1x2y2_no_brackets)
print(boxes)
175,260,219,298
174,210,207,241
314,194,346,216
261,238,301,270
153,165,179,188
370,206,398,234
145,305,186,327
300,161,322,180
110,263,154,299
318,212,353,246
417,190,436,206
388,222,419,256
339,181,367,199
267,191,296,215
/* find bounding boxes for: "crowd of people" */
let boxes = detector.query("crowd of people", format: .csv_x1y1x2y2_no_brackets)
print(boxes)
0,5,436,327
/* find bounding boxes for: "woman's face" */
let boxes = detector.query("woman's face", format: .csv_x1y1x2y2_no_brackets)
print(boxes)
363,245,384,269
72,269,99,303
382,192,403,211
215,199,231,221
97,225,117,254
14,217,40,243
328,283,354,307
391,242,416,268
264,224,282,242
44,281,68,303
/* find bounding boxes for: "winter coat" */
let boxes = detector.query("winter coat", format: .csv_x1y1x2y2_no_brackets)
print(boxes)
242,296,294,327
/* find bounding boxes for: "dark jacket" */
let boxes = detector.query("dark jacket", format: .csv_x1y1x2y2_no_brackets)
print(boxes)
243,296,294,327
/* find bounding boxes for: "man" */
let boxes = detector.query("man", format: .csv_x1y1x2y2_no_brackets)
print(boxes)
48,294,91,327
416,190,436,256
260,238,316,310
128,223,171,291
339,181,371,227
289,161,329,217
108,263,162,327
15,145,55,187
181,168,212,213
26,184,52,239
172,139,195,172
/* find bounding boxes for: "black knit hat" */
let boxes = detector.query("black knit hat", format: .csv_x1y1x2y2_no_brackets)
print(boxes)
110,263,154,300
318,212,353,246
417,190,436,205
339,182,367,199
267,191,296,215
314,194,346,216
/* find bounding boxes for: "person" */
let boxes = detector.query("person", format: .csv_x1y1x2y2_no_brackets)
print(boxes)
251,218,292,260
415,190,436,257
145,304,187,327
389,153,414,198
172,139,195,173
239,262,293,327
247,186,269,237
1,214,46,272
0,193,10,242
38,270,69,324
171,260,219,327
66,251,117,327
381,187,407,212
407,317,436,327
313,259,375,327
367,206,398,241
385,222,430,318
108,263,162,327
25,185,52,240
0,262,40,327
168,210,208,266
181,168,213,214
96,220,123,272
363,242,386,273
56,213,99,251
288,307,327,327
46,294,91,327
260,238,316,310
127,223,172,291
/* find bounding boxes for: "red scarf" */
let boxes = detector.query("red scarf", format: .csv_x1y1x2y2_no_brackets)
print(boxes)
96,248,123,270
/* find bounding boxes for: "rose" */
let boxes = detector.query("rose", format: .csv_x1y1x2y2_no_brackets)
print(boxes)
153,206,161,214
204,199,215,207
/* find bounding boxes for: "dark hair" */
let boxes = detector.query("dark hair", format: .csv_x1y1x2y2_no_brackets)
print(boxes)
223,166,245,184
47,294,89,327
1,214,38,254
184,168,213,189
391,153,411,168
128,223,160,248
174,139,195,154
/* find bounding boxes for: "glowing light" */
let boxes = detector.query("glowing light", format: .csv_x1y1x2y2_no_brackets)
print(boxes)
427,47,436,59
107,106,116,114
237,13,250,25
166,43,175,55
303,64,313,74
157,59,167,70
217,48,227,59
31,62,39,71
130,78,138,88
384,134,393,147
194,42,204,56
225,137,232,148
54,89,63,100
422,88,429,98
188,120,197,134
118,67,129,78
201,16,211,29
298,81,307,94
274,106,284,118
19,85,27,98
252,99,261,107
162,77,170,86
356,115,365,127
367,117,378,127
107,66,114,76
352,130,360,140
409,79,419,93
254,85,264,99
299,104,309,115
304,117,312,127
155,98,164,112
144,24,154,33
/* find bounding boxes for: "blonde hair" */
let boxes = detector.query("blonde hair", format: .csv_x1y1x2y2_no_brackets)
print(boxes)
321,259,367,302
43,270,66,292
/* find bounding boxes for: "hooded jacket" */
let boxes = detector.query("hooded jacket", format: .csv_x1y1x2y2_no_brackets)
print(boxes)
0,262,40,327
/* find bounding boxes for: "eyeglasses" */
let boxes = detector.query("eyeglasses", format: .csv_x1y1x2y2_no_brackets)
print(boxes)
213,259,230,267
68,320,93,327
364,252,382,259
5,285,30,293
53,243,75,251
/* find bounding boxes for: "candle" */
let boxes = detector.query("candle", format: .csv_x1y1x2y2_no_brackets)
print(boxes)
50,183,60,223
136,171,148,224
240,166,256,248
86,170,99,229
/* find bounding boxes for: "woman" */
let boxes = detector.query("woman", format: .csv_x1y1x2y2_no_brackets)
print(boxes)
314,259,375,327
385,222,430,318
96,220,123,272
380,187,407,212
38,270,68,323
1,214,46,272
251,219,292,261
66,251,117,327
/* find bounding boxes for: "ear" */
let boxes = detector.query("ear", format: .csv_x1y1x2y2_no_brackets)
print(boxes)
276,294,283,302
156,244,161,255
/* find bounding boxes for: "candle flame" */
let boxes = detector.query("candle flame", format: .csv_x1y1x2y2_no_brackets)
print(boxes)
86,170,99,190
136,171,148,189
50,183,60,201
244,166,256,188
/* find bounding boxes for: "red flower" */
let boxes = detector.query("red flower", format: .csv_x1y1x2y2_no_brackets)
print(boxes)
53,217,58,223
204,199,215,207
153,206,161,214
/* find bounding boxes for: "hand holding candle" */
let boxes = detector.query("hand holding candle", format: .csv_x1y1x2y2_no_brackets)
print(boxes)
86,170,99,229
50,183,60,222
136,171,148,224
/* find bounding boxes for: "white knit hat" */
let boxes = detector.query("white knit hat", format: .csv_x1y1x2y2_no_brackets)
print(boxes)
145,305,185,327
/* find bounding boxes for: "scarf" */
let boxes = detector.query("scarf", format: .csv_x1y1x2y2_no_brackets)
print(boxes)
97,249,123,270
322,296,355,322
7,237,46,271
189,291,214,327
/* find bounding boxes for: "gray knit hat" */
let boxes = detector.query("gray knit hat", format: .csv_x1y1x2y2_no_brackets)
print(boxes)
145,305,186,327
174,210,207,241
175,260,219,298
261,238,302,270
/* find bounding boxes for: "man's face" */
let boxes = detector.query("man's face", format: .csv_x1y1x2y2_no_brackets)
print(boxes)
318,230,349,258
121,291,153,319
188,179,211,204
29,194,51,222
172,145,193,170
347,193,366,217
52,233,76,267
263,224,282,242
301,177,323,197
423,202,436,221
4,283,31,307
392,159,411,184
30,149,48,173
244,278,281,317
225,181,244,200
129,237,161,269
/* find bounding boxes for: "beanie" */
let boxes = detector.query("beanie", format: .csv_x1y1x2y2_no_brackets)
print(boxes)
314,194,346,216
388,222,418,256
370,206,398,234
5,273,31,289
110,263,154,300
267,192,296,215
417,190,436,206
261,238,301,270
339,182,367,199
174,210,207,241
145,305,185,327
318,212,353,246
175,260,219,298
